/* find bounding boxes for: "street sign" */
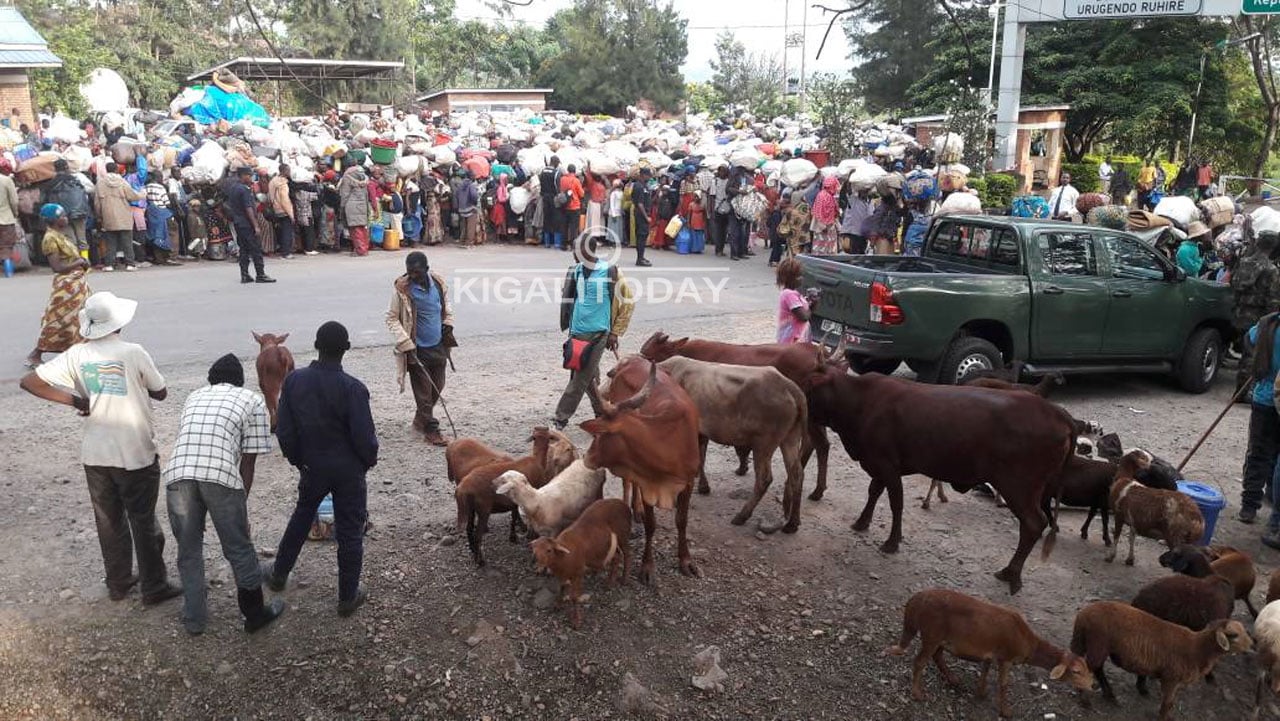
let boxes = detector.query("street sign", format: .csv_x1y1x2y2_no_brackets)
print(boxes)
1063,0,1204,19
1244,0,1280,14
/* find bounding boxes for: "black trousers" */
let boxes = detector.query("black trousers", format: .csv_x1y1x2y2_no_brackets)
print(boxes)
274,217,295,256
235,222,265,277
564,208,581,244
84,460,170,597
1242,402,1280,512
273,467,367,603
713,211,731,254
300,222,317,252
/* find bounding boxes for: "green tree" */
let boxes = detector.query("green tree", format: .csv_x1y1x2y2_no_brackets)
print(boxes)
537,0,687,115
808,73,861,160
16,0,114,116
685,81,717,114
708,31,789,117
843,0,945,115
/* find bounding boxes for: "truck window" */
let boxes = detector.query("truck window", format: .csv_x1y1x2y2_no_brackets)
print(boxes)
1102,235,1167,281
1038,232,1097,276
928,221,1011,267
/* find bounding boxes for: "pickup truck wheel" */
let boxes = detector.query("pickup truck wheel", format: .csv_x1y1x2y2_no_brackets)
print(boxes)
938,337,1002,385
1176,328,1222,394
848,356,902,375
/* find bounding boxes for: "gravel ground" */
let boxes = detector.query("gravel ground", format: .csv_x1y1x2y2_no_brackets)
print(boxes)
0,297,1274,721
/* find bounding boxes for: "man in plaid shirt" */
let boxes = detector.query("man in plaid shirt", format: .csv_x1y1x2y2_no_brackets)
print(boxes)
162,353,284,635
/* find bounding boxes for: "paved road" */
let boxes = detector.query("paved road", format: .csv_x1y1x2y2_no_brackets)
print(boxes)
0,244,779,376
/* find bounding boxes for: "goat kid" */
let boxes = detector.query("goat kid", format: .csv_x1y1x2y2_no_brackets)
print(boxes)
530,498,632,628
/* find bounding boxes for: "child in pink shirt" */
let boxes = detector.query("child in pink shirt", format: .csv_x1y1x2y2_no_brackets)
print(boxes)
775,258,811,344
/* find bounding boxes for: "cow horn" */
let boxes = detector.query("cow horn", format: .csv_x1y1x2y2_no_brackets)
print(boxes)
832,334,848,362
615,361,657,413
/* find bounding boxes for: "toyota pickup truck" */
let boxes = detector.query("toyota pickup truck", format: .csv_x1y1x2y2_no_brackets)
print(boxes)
798,215,1235,393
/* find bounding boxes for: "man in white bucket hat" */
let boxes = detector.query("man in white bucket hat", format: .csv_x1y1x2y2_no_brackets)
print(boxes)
20,291,181,605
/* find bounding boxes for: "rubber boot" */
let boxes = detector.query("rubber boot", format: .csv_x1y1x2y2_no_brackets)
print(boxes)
237,587,284,634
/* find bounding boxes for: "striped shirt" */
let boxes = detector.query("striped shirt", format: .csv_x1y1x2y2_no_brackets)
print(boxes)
162,384,273,490
144,183,171,208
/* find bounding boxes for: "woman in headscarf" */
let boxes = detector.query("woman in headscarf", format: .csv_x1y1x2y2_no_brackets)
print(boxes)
337,166,371,255
25,204,90,368
810,175,841,255
421,169,445,246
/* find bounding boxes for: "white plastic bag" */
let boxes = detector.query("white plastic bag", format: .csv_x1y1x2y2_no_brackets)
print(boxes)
1154,195,1199,228
938,191,983,215
509,186,532,214
780,158,819,187
585,151,620,176
1252,206,1280,235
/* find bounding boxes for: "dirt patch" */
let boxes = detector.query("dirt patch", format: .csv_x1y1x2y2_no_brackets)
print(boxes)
0,311,1273,721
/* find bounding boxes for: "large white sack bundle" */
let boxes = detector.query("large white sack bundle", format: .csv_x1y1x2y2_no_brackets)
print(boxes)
933,133,964,162
819,166,840,179
517,145,547,174
1154,195,1199,228
1252,206,1280,235
761,159,783,176
780,158,819,187
701,155,729,170
244,124,273,145
169,87,205,117
46,115,85,144
574,128,605,148
349,114,370,135
509,186,532,214
850,163,887,192
186,140,227,184
584,150,620,176
640,151,672,170
429,147,456,166
355,128,379,145
602,140,640,168
289,162,314,183
397,155,427,177
63,144,94,173
407,141,432,157
272,130,310,157
302,133,334,158
938,191,983,215
836,158,863,179
556,147,584,171
729,147,763,170
255,156,280,177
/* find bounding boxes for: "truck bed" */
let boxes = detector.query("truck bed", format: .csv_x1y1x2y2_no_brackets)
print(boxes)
818,254,1011,276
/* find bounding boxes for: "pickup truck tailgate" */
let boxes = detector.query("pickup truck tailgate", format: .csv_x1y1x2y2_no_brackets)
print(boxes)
803,255,877,334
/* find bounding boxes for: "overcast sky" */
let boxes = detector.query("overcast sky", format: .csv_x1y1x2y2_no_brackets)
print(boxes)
455,0,854,82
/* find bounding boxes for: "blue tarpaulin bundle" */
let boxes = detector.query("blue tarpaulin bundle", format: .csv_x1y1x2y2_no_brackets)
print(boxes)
184,85,271,127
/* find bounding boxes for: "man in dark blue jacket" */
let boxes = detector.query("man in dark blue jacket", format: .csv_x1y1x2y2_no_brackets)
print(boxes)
263,321,378,616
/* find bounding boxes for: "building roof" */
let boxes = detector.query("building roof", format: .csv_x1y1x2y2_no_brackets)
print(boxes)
900,105,1071,125
0,7,62,68
187,57,404,83
415,88,553,102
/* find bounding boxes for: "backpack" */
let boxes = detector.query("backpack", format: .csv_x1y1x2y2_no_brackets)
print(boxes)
539,168,557,196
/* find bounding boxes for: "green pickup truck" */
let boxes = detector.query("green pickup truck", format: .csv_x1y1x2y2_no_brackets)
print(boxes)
799,215,1235,393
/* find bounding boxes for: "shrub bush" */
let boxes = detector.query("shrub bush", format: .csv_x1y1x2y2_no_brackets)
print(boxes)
983,173,1018,210
967,176,987,205
1060,162,1101,192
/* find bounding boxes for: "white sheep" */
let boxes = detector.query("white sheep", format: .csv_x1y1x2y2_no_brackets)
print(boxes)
495,460,607,538
1253,601,1280,721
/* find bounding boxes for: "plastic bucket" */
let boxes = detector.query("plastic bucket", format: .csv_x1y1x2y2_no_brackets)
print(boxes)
675,232,691,254
401,214,422,240
383,229,401,250
370,224,385,246
1177,480,1226,545
370,144,396,165
804,149,832,168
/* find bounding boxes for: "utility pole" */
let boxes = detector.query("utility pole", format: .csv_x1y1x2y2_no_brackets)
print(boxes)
782,0,789,98
799,0,808,111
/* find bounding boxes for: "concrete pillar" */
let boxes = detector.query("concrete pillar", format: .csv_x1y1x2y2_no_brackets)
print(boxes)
993,8,1026,172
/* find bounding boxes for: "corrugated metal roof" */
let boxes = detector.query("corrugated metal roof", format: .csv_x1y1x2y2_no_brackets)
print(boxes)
0,7,51,47
0,49,62,68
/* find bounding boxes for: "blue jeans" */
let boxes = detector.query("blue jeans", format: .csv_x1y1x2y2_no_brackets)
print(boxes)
271,467,367,602
166,480,259,630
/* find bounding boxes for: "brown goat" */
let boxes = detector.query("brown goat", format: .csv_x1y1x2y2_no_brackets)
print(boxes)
1071,601,1252,721
455,428,551,566
1132,575,1235,632
1162,544,1260,618
887,589,1094,718
1106,450,1205,566
530,498,632,628
252,331,294,431
545,429,580,480
446,437,513,486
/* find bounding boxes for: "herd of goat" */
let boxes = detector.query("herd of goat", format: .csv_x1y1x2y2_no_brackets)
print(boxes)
427,330,1278,721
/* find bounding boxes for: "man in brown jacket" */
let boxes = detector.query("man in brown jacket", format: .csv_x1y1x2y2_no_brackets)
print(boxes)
95,164,145,271
268,168,295,259
385,251,454,445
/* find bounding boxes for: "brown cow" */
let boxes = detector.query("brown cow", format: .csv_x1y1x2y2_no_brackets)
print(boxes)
803,366,1076,594
639,331,832,501
252,331,294,431
581,356,701,583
